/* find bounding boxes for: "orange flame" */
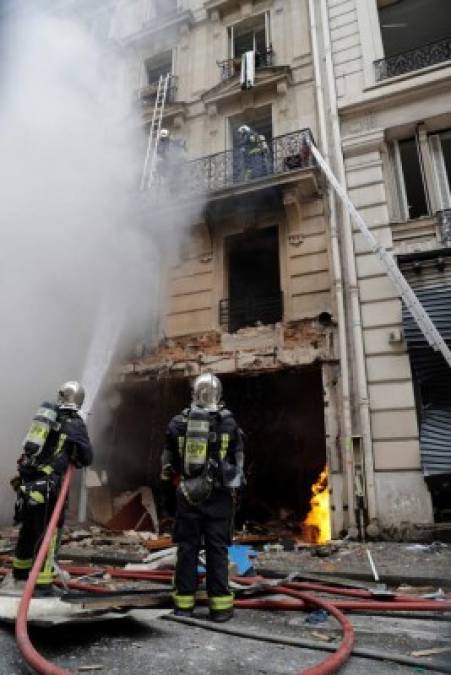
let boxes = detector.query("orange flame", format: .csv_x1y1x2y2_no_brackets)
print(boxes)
303,467,331,545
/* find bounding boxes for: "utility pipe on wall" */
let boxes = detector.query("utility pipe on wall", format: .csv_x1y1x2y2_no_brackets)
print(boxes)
318,0,379,534
308,0,357,534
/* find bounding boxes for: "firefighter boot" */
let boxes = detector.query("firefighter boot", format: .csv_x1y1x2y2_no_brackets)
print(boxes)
209,608,234,623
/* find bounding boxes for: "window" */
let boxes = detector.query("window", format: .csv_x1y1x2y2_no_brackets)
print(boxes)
144,51,173,86
390,137,430,221
378,0,450,58
430,131,451,210
228,12,271,60
224,226,282,332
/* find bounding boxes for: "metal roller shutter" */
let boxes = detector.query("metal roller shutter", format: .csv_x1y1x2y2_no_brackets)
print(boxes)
400,252,451,477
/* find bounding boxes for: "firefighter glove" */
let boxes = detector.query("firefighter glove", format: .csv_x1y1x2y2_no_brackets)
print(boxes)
20,480,47,506
10,475,22,493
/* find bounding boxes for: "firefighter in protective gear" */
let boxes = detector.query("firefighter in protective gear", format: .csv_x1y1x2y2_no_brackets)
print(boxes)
236,125,269,180
156,128,186,188
161,373,244,622
10,381,93,594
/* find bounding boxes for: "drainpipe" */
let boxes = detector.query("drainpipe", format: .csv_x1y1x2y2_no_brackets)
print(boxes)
308,0,357,535
317,0,379,536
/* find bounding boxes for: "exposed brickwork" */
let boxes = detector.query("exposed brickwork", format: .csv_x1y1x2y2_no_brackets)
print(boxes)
116,320,335,382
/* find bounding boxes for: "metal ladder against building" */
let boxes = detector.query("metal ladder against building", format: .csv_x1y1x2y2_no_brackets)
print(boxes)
140,72,171,191
307,138,451,368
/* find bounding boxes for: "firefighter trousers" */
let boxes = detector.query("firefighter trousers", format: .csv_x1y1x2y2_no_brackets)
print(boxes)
173,488,234,614
13,500,60,587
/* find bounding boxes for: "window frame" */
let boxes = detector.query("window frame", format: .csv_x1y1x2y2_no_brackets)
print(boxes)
429,131,451,211
390,135,431,222
227,11,271,60
140,48,175,89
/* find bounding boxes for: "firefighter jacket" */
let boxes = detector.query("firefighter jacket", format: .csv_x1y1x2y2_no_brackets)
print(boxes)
162,407,244,488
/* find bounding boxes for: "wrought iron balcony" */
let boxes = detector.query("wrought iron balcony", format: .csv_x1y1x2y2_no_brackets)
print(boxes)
180,128,315,194
437,209,451,247
217,47,273,81
375,37,451,81
219,292,284,333
138,76,178,107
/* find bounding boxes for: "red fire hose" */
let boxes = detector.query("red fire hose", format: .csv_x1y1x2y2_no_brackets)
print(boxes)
15,465,75,675
281,590,354,675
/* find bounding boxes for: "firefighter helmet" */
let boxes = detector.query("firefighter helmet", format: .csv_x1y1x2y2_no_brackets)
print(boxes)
237,125,251,137
57,381,85,411
192,373,222,411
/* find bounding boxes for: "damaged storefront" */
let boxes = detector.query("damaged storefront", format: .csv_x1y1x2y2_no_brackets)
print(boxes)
89,328,336,546
90,362,333,541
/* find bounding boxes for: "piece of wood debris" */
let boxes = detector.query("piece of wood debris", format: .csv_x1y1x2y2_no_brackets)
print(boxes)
396,585,434,595
78,666,104,672
411,647,451,658
144,536,174,552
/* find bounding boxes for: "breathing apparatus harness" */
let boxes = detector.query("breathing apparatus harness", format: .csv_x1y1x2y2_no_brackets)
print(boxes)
12,403,75,521
179,405,241,506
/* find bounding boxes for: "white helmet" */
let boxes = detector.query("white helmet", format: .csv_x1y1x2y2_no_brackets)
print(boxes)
160,128,169,139
237,125,251,137
57,381,85,411
192,373,222,412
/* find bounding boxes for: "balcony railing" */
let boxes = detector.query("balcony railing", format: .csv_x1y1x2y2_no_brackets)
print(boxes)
219,292,283,333
138,76,177,107
375,36,451,81
179,128,315,194
217,47,273,81
437,209,451,247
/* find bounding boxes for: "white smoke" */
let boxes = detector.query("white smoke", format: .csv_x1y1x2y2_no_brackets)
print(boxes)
0,9,200,523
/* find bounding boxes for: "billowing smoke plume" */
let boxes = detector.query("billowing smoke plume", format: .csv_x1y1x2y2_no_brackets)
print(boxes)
0,9,199,523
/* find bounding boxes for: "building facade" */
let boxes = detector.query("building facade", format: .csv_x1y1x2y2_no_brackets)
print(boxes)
321,0,451,532
104,0,451,538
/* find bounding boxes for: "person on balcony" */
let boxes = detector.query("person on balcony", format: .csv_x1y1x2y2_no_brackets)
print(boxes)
156,129,186,189
237,125,270,180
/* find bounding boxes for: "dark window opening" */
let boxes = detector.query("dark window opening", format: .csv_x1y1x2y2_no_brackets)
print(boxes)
224,226,282,333
231,13,268,59
219,12,272,80
378,0,451,57
234,27,266,59
399,137,429,219
145,51,172,86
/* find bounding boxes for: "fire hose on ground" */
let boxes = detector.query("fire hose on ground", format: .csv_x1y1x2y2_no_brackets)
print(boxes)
2,469,451,674
15,464,75,675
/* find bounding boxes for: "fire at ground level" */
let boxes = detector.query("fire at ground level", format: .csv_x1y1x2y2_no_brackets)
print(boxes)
88,365,331,544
